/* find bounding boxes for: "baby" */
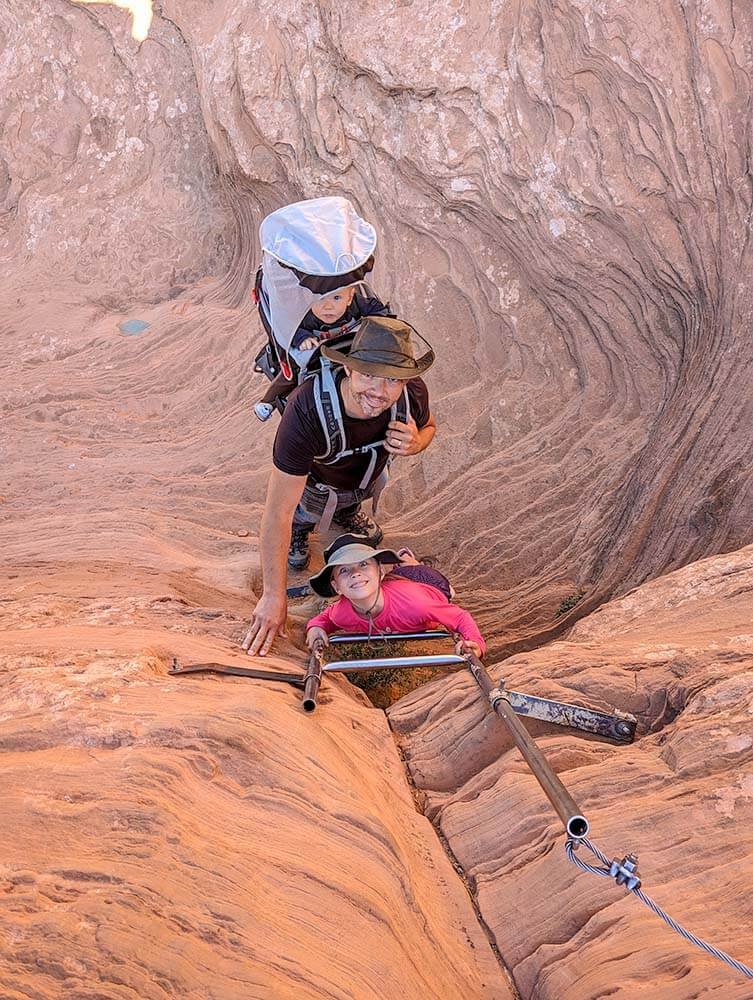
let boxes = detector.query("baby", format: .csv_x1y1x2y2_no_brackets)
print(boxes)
305,534,484,657
254,286,391,421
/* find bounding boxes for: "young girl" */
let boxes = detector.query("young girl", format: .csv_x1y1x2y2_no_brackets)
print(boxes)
305,534,484,657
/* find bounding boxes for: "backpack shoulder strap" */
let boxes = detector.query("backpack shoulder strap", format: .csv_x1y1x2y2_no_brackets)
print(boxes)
312,359,346,462
307,315,362,341
312,377,411,476
394,385,410,424
254,267,273,337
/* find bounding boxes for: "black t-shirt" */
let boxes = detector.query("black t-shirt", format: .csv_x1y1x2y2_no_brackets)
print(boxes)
273,373,431,491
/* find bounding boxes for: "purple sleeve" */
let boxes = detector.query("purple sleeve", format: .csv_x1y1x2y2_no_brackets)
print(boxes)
291,294,391,350
290,325,312,349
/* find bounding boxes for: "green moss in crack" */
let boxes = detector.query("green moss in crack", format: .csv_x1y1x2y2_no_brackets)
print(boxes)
324,640,410,690
556,589,585,617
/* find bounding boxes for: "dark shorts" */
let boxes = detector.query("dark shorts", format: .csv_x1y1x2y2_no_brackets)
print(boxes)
292,479,377,528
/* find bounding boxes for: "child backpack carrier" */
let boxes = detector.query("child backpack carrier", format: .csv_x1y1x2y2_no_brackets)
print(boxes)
252,196,377,392
251,197,413,517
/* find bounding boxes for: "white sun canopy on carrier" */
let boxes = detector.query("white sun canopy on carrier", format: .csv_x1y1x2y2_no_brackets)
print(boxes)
259,196,377,357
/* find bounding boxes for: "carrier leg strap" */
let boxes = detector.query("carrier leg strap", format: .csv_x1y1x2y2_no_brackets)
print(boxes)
318,486,340,533
359,448,379,492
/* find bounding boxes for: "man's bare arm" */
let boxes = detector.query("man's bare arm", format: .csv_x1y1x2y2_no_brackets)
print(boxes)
241,467,307,656
415,412,437,454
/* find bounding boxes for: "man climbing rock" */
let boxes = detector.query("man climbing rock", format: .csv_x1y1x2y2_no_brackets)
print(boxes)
241,316,436,656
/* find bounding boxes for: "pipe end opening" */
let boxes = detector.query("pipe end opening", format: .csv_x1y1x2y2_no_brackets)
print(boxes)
567,815,589,839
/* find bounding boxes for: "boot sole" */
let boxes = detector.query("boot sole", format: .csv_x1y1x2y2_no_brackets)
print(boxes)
287,555,311,570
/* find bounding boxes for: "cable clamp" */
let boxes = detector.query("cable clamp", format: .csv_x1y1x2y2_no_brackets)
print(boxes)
610,853,641,891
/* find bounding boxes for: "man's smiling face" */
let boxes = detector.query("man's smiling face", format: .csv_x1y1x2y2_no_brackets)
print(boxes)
344,368,404,418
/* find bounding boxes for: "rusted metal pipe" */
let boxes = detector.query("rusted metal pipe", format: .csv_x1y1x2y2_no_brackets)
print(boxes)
464,652,590,839
302,648,324,713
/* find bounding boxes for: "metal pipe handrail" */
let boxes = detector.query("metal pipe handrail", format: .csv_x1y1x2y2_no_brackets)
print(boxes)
302,639,590,840
303,635,460,711
464,652,589,839
302,651,324,713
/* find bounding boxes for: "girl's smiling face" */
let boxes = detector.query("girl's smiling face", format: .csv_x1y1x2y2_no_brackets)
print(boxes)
330,557,381,607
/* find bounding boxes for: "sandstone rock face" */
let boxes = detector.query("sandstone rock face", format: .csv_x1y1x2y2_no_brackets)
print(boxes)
2,0,752,644
390,545,753,998
0,627,510,998
0,0,232,307
3,1,753,998
0,285,510,996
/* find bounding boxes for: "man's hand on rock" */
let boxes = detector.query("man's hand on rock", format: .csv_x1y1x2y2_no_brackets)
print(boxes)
386,415,420,456
241,591,287,657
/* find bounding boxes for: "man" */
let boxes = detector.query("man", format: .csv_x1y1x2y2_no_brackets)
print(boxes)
242,316,436,656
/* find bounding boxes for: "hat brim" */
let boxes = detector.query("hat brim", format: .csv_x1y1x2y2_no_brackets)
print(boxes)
309,544,400,598
320,344,435,379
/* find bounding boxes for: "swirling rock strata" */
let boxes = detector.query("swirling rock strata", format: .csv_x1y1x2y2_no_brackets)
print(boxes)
2,2,753,998
3,0,753,645
159,0,753,649
389,545,753,998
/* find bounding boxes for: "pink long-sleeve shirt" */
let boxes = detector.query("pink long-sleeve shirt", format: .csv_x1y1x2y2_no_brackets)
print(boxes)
306,576,485,653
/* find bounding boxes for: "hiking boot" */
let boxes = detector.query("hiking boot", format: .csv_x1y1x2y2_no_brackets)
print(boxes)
254,401,275,422
332,507,383,545
288,524,313,570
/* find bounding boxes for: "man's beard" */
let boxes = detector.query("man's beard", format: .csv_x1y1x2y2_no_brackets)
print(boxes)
351,387,390,416
344,378,393,417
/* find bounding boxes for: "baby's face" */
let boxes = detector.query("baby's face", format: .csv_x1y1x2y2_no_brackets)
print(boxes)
311,287,356,324
331,557,381,605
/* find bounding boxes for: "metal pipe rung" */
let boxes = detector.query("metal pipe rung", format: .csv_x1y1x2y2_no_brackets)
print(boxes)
324,653,466,674
328,631,452,645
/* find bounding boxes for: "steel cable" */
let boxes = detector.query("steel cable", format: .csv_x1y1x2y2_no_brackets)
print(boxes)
566,838,753,981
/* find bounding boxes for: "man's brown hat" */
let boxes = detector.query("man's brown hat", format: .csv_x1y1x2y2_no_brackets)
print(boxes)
321,316,434,379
